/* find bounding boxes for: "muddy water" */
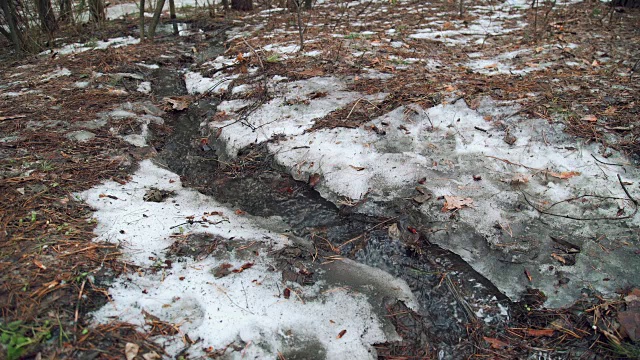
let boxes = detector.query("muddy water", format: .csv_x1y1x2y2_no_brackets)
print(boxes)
151,65,511,358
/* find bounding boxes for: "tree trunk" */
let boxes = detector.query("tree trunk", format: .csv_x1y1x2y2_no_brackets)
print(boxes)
148,0,166,39
221,0,228,11
168,0,177,35
36,0,57,33
0,0,25,53
139,0,145,40
304,0,312,10
231,0,252,11
89,0,105,22
58,0,73,23
611,0,640,7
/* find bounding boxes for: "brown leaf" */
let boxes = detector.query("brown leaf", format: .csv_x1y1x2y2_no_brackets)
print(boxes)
284,288,291,299
441,195,474,212
232,262,254,273
483,336,508,349
525,328,555,337
551,253,566,264
413,194,431,204
417,177,427,184
350,165,366,171
618,310,640,342
309,173,321,187
235,209,245,215
582,114,597,122
547,171,580,179
163,96,190,111
510,174,530,185
337,329,347,339
524,269,532,282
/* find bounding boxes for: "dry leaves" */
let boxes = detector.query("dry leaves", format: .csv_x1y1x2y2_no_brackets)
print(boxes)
163,96,191,111
483,336,508,349
442,195,474,212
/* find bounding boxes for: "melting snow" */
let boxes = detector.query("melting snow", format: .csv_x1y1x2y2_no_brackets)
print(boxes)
80,160,417,358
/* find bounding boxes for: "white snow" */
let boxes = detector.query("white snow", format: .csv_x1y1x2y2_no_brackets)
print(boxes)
40,36,140,56
80,160,418,359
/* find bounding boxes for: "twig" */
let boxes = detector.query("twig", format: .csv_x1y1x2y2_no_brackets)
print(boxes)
590,154,623,167
521,175,638,221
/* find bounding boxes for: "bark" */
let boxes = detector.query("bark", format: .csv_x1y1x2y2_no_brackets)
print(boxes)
0,0,24,53
168,0,177,34
58,0,72,23
304,0,312,9
221,0,228,11
148,0,166,39
139,0,145,40
36,0,57,33
231,0,252,11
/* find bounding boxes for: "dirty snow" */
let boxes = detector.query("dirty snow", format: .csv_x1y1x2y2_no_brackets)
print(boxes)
206,73,640,307
80,160,418,358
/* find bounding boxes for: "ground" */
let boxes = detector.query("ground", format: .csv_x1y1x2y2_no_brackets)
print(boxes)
1,0,639,359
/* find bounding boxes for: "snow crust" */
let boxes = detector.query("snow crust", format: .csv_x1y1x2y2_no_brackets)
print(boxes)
80,160,417,358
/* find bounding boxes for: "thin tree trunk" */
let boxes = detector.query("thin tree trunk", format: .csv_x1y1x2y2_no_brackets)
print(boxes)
0,0,25,53
139,0,145,40
222,0,228,11
168,0,177,35
36,0,57,33
304,0,312,9
58,0,73,23
148,0,166,39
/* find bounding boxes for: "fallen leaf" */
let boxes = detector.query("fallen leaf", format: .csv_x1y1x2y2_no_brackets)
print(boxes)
483,336,508,349
309,173,321,187
551,253,566,264
619,309,640,342
473,175,482,181
125,343,139,360
407,226,418,234
388,223,401,240
142,352,161,360
547,171,580,179
232,262,254,273
163,96,190,111
525,328,555,337
235,209,245,215
417,177,427,184
442,195,474,212
413,194,431,204
524,269,532,282
284,288,291,299
581,114,597,122
483,63,498,69
510,174,530,185
337,329,347,339
350,165,366,171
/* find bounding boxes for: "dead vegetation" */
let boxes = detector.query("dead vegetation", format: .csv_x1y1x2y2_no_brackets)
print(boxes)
1,0,639,358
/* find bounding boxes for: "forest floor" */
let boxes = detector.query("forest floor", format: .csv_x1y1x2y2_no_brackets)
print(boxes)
1,0,640,359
